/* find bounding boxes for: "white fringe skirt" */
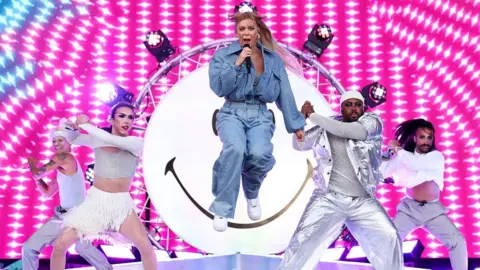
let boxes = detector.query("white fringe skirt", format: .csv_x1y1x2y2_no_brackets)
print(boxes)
63,186,137,245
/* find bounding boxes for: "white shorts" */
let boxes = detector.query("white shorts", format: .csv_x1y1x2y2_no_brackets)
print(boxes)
63,186,137,245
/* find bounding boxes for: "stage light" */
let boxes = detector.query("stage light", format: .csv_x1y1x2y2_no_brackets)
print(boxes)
303,24,334,57
85,163,94,185
143,30,175,64
234,1,257,13
100,245,135,259
383,177,395,184
361,82,387,109
94,83,134,107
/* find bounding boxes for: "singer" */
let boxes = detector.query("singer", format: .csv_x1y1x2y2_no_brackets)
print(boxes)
381,119,468,270
207,2,305,232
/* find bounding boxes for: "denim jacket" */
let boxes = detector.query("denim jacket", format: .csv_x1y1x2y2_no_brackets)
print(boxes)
208,41,305,133
291,113,384,197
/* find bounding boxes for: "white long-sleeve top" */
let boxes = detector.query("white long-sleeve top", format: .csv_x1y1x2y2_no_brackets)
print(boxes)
380,149,445,190
68,124,144,179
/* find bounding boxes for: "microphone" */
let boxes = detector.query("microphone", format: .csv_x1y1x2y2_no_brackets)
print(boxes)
382,148,398,160
243,44,252,73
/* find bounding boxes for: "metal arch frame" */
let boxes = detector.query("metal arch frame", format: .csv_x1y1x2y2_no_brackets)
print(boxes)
132,38,348,252
133,37,346,109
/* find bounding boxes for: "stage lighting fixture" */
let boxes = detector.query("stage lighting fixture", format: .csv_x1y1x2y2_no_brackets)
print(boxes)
303,24,334,57
234,1,257,13
85,163,94,185
94,83,134,107
383,176,395,184
143,30,175,63
361,82,387,109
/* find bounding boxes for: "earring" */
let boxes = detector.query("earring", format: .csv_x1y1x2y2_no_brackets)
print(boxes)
257,34,260,39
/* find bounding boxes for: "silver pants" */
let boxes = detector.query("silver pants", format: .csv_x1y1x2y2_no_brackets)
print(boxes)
394,197,468,270
278,190,404,270
21,206,112,270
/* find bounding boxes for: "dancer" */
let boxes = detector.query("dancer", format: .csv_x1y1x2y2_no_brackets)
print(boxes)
208,2,305,232
278,91,403,270
22,125,111,270
381,118,468,270
49,102,157,270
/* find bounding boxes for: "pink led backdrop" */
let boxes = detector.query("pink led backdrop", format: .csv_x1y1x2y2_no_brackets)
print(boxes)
0,0,478,259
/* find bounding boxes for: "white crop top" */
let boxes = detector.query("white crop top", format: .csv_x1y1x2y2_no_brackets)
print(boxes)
380,149,445,190
68,124,143,179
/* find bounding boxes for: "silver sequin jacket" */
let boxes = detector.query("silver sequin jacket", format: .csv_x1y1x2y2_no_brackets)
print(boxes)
292,113,383,197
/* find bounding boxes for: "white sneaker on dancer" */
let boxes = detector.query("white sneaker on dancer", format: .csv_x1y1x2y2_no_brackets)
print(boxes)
213,215,227,232
247,198,261,221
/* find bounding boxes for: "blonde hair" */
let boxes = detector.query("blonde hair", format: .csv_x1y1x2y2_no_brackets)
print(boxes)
229,12,304,76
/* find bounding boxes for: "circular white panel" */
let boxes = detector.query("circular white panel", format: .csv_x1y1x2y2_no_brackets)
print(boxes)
143,65,334,254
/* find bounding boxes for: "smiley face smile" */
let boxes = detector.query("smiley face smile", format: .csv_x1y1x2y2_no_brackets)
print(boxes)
165,157,313,229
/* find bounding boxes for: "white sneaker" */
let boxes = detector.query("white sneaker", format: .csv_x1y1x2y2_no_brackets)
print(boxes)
213,215,227,232
247,198,262,221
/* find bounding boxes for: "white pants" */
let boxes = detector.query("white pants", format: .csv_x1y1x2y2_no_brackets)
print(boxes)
278,190,404,270
394,197,468,270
